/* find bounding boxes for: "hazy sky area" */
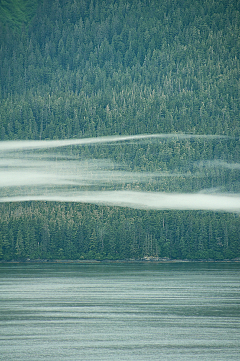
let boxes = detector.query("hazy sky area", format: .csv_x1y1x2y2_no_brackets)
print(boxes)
1,134,239,212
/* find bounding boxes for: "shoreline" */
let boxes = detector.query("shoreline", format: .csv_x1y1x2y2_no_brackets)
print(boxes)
1,258,240,264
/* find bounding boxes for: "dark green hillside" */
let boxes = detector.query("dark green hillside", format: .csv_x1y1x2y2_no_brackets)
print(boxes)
1,202,239,261
0,0,239,261
0,0,38,29
1,0,239,139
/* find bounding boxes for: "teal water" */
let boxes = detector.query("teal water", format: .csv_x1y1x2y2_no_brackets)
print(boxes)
0,262,239,360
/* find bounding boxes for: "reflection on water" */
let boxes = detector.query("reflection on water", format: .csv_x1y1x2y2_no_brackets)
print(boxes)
0,262,240,360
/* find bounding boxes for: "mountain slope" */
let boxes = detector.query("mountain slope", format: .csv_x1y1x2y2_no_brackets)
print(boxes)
0,0,239,139
0,0,239,261
0,0,38,29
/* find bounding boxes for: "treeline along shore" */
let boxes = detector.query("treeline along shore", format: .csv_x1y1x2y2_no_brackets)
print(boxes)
1,202,239,261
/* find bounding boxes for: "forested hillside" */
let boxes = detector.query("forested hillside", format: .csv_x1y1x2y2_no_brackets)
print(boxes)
0,0,239,261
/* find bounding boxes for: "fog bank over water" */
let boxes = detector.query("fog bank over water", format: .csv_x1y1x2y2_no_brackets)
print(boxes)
1,134,239,212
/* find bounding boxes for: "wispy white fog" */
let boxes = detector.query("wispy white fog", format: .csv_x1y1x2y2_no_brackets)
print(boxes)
196,160,240,170
2,192,240,212
0,133,227,152
0,134,239,212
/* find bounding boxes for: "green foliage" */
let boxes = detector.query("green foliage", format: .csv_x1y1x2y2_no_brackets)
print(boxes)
0,0,239,260
0,202,239,261
0,0,239,139
0,0,38,29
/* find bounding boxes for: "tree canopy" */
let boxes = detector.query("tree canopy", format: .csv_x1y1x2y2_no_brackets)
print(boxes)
0,0,239,261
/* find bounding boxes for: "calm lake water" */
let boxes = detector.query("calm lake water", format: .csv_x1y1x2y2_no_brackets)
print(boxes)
0,262,239,360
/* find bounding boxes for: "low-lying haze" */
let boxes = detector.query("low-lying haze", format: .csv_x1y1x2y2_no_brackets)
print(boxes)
1,134,239,212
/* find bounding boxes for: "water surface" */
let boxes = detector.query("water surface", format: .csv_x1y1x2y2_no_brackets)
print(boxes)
0,262,239,360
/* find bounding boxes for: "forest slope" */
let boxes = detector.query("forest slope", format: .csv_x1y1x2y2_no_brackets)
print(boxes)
0,0,239,261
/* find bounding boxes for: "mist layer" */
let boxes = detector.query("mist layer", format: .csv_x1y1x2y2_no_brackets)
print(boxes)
0,134,239,212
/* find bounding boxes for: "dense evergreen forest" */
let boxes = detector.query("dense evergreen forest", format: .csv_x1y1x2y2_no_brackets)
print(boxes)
0,0,239,261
